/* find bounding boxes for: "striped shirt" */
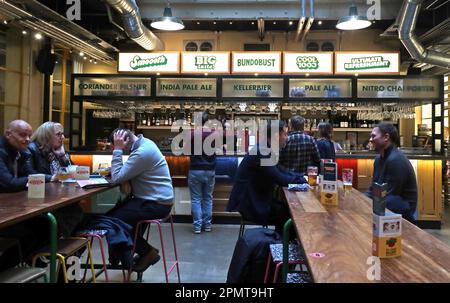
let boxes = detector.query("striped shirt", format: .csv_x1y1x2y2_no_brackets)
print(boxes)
279,131,321,174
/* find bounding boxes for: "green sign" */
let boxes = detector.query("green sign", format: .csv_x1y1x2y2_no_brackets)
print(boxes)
194,56,217,70
130,55,167,70
344,56,390,70
296,56,319,70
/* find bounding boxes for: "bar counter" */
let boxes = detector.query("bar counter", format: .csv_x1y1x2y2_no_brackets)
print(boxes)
283,186,450,282
69,150,444,227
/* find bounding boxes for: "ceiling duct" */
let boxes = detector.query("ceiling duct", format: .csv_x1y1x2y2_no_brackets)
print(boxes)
295,0,306,42
105,0,164,51
300,0,314,41
257,18,265,41
398,0,450,69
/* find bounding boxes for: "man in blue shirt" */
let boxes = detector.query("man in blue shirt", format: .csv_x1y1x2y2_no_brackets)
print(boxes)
108,128,174,272
366,123,417,223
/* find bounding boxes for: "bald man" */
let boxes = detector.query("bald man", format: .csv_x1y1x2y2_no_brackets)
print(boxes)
0,120,34,192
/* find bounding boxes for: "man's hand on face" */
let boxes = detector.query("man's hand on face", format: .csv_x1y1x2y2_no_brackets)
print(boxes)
113,130,129,151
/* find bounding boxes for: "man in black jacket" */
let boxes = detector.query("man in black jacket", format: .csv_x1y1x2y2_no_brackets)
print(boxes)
0,120,33,192
227,120,306,233
366,122,417,223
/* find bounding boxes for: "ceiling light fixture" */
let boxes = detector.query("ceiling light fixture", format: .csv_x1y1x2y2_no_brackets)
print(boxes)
336,4,371,30
34,33,42,40
150,4,184,31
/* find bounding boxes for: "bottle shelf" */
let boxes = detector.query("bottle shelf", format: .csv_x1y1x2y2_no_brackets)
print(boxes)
333,128,373,132
137,126,192,130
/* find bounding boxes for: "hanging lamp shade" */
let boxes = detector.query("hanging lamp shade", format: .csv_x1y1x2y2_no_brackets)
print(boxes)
150,6,185,31
336,4,371,30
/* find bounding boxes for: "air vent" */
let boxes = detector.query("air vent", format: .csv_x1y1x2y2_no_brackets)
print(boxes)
184,40,215,51
305,40,336,52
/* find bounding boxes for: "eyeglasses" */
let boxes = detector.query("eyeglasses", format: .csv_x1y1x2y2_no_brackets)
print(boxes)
55,132,65,138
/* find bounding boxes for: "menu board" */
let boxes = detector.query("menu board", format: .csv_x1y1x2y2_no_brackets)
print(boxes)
181,52,230,74
335,52,399,74
222,78,283,98
156,78,217,97
232,52,281,74
283,52,333,74
357,78,440,98
118,52,180,73
74,77,151,97
289,79,352,98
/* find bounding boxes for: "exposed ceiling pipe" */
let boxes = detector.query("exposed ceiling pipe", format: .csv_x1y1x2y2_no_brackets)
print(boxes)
257,18,265,41
105,0,164,51
398,0,450,69
295,0,306,42
300,0,314,42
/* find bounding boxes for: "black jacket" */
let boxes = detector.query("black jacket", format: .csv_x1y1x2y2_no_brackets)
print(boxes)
366,145,418,212
227,145,306,225
28,141,71,182
0,137,34,193
227,228,280,283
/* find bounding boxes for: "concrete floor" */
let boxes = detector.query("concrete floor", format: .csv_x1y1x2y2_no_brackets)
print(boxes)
84,205,450,283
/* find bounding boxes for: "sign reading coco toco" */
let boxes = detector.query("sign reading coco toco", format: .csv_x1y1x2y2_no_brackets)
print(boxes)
283,52,333,74
335,52,399,74
232,52,281,74
118,52,180,73
181,52,230,73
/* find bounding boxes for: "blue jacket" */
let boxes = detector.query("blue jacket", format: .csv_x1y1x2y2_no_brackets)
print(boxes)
316,138,336,161
0,137,34,193
227,146,306,224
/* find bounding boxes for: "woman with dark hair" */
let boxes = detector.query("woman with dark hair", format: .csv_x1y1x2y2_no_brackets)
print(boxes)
316,122,336,161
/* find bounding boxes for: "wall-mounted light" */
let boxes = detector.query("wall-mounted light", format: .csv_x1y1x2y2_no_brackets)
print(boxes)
79,51,84,56
21,30,27,35
150,4,185,31
336,4,371,30
34,33,42,40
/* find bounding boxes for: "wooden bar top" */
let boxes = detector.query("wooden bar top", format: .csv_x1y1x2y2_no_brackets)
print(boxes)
283,186,450,283
0,183,111,229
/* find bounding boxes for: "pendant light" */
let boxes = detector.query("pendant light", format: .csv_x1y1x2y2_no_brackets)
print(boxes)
336,3,371,30
150,3,185,31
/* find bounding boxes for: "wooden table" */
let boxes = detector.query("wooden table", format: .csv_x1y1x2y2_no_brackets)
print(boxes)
283,186,450,283
0,183,112,282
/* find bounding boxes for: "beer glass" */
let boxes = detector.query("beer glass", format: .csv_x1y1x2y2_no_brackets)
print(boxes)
342,168,353,191
307,166,318,187
98,163,110,177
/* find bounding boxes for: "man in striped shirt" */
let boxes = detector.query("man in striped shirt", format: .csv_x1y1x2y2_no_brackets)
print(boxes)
279,116,321,174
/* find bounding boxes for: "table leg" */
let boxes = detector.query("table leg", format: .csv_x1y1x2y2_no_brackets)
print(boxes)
46,212,57,283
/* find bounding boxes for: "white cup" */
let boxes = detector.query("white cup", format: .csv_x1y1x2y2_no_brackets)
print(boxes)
28,174,45,198
76,166,90,180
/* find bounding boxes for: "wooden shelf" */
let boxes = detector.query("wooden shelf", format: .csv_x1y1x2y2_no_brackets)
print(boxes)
333,128,373,132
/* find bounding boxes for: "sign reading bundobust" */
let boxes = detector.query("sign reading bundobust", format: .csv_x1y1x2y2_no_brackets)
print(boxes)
283,52,333,74
289,79,352,98
74,77,151,97
156,78,217,97
118,52,180,73
335,52,399,74
222,78,283,98
181,52,230,74
232,52,281,74
357,78,440,98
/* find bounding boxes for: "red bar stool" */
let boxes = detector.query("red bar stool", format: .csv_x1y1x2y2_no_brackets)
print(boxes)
77,229,110,282
263,241,306,283
128,214,180,283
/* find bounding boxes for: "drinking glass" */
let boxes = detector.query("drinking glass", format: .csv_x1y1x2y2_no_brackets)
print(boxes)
56,167,69,185
342,168,353,191
98,163,110,177
307,166,318,187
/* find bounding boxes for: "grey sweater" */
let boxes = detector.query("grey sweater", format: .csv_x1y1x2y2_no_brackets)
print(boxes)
111,135,174,202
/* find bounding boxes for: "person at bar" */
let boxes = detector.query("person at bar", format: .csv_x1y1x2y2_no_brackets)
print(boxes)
188,112,219,234
27,121,71,182
0,120,33,192
315,122,336,161
107,128,174,273
279,115,321,174
366,122,418,223
28,121,84,238
227,120,307,234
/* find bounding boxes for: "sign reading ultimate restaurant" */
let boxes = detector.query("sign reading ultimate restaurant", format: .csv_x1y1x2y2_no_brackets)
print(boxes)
74,77,151,97
118,52,180,73
232,52,281,74
335,52,399,74
181,52,230,74
283,52,333,74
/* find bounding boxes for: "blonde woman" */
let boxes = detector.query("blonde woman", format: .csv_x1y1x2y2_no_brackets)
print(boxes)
28,121,71,182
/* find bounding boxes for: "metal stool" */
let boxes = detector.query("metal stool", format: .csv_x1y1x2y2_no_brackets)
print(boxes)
77,229,110,282
263,242,306,283
0,267,47,283
128,214,180,283
32,237,96,283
